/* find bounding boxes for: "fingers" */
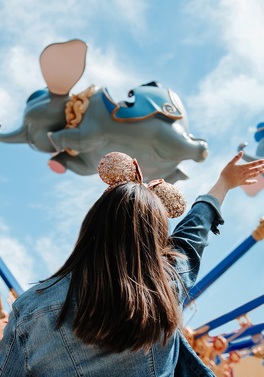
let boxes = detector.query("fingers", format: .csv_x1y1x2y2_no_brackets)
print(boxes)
231,152,264,171
248,166,264,176
247,162,264,178
243,161,264,185
247,159,264,168
243,178,259,185
239,158,264,174
230,151,243,164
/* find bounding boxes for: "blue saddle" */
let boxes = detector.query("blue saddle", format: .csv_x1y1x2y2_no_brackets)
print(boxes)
102,83,184,123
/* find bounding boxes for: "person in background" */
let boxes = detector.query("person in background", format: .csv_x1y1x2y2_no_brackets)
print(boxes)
0,151,263,377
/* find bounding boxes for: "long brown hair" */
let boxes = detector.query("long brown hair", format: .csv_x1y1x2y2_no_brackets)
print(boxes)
44,183,183,352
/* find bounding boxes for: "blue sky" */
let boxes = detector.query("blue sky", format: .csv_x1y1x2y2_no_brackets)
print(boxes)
0,0,263,339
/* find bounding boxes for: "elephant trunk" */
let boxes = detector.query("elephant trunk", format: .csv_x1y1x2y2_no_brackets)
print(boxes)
189,136,208,162
0,125,28,144
175,132,208,162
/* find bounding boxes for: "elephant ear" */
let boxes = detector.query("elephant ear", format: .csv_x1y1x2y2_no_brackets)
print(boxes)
40,39,88,95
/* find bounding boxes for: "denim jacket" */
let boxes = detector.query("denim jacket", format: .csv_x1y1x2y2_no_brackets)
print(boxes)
0,195,223,377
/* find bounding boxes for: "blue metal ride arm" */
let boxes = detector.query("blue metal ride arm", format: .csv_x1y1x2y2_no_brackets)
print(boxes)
223,322,264,342
184,234,257,307
0,257,24,297
225,335,263,353
193,294,264,339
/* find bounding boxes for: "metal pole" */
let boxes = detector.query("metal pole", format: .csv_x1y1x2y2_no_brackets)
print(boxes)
193,294,264,338
184,217,264,308
0,257,24,297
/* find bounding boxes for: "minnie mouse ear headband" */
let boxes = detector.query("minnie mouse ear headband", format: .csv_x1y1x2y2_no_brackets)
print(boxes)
97,152,186,218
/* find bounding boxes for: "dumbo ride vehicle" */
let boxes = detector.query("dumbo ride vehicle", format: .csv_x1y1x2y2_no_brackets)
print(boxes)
238,123,264,196
0,39,208,183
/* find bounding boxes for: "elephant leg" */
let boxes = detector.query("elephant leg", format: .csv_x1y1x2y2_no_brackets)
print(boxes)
47,129,82,152
48,152,94,176
164,168,189,183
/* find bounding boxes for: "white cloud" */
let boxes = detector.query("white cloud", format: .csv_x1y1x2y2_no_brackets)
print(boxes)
73,44,144,102
19,174,107,277
46,174,105,237
220,0,264,73
0,0,148,47
35,236,66,274
112,0,148,34
0,90,16,130
188,65,264,134
7,46,44,92
0,1,83,39
186,0,264,135
0,237,35,289
0,219,9,234
0,46,44,131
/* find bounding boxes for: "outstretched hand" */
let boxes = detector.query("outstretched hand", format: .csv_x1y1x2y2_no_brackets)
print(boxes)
220,151,264,189
208,151,264,204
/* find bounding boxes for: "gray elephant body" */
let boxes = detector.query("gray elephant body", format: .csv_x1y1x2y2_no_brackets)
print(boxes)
48,88,207,181
0,89,68,152
0,39,208,183
0,86,208,183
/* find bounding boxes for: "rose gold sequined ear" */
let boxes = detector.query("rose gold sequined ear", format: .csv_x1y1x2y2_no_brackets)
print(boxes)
132,159,143,183
97,152,139,188
148,180,186,218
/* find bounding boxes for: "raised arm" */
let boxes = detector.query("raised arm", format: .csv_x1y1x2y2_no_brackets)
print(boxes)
207,151,264,204
171,152,264,299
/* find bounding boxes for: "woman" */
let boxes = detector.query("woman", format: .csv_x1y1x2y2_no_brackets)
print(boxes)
0,151,263,377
